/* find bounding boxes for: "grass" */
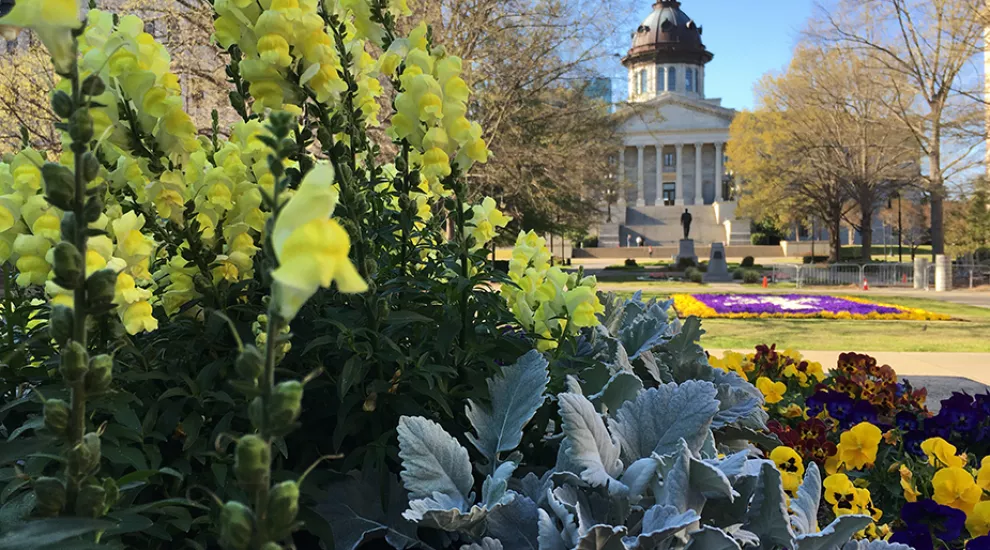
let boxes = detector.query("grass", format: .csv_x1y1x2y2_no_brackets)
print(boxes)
618,289,990,352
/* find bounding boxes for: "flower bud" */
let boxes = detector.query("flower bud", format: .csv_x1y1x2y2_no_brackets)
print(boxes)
43,399,70,437
220,501,254,550
51,91,73,119
52,242,83,289
50,305,74,346
80,152,101,182
248,396,263,431
259,544,282,550
33,477,66,516
265,480,299,539
268,381,303,434
59,341,89,383
363,392,377,412
68,432,101,475
83,195,103,224
234,435,269,491
235,346,264,381
80,75,106,97
69,108,94,143
102,477,119,510
85,354,113,394
60,211,77,243
41,162,75,210
86,269,118,310
74,483,106,518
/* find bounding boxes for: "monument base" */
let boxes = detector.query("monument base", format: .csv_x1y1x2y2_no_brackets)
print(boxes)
704,242,733,282
673,239,698,265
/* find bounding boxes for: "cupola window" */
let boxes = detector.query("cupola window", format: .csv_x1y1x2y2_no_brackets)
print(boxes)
667,67,676,92
685,68,694,92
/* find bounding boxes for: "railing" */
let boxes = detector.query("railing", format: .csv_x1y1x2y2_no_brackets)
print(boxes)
768,261,988,289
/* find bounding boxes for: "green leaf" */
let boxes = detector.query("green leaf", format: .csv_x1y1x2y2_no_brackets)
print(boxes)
0,518,115,549
113,406,141,433
8,418,43,441
339,355,368,401
396,416,473,506
0,437,51,465
557,393,623,490
181,412,203,451
744,462,795,550
316,472,426,550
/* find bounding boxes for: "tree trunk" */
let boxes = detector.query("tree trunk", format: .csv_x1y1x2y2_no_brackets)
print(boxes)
929,140,944,256
859,202,874,263
829,216,841,263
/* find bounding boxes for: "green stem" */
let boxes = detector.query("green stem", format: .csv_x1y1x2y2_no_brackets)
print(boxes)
453,188,470,346
254,308,284,546
66,57,90,512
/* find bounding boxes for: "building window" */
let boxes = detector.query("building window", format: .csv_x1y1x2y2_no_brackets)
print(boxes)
639,70,648,94
663,152,675,167
656,66,665,92
695,69,700,93
662,182,676,205
685,68,694,92
667,67,676,92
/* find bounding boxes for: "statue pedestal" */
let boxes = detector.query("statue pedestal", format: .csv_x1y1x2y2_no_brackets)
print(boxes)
673,239,697,264
704,243,733,282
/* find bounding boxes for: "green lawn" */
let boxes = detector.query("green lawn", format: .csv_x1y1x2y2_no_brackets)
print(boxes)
621,289,990,352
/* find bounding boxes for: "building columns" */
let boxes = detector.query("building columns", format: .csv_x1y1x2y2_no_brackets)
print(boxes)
714,141,724,202
674,143,684,205
636,145,645,206
655,142,663,206
694,142,704,205
618,147,626,206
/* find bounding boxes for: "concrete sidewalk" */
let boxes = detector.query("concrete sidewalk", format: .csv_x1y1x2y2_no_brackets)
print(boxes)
708,349,990,406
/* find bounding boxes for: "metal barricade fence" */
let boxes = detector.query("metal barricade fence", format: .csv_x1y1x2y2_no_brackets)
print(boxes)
768,263,928,288
862,263,915,288
954,263,990,289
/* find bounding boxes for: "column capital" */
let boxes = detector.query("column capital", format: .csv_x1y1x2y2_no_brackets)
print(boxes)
675,142,684,150
636,144,645,151
694,142,704,148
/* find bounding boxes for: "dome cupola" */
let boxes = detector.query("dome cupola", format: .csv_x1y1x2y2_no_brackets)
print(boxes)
623,0,713,67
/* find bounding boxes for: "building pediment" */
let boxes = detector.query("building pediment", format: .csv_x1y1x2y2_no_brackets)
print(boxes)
618,93,735,135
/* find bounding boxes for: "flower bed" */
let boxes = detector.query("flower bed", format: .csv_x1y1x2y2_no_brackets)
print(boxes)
713,346,990,548
674,293,950,320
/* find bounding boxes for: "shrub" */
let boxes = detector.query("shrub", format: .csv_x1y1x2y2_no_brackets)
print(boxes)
733,267,744,280
685,267,704,283
624,258,639,267
742,269,761,284
677,256,696,269
741,255,755,268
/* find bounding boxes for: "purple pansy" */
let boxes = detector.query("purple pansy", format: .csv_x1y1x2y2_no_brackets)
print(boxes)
690,293,905,316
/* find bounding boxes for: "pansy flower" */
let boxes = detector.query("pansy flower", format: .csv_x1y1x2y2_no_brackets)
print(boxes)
890,499,966,547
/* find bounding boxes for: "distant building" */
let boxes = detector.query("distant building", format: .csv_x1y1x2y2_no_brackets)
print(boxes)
598,0,750,247
584,77,613,104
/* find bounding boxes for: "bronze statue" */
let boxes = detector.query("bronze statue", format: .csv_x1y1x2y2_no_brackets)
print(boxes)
680,208,692,240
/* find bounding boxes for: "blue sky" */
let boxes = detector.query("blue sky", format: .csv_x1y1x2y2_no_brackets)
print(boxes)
611,0,816,110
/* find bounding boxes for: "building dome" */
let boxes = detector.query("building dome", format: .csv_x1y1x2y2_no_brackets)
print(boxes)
623,0,713,67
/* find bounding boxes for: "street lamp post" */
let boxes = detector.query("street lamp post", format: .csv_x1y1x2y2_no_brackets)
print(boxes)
897,192,902,263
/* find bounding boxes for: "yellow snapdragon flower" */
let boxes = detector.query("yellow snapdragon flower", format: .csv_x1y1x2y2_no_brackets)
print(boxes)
466,197,511,251
270,163,366,320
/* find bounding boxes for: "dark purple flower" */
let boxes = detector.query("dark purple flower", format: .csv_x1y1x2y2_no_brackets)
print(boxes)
900,499,966,542
895,411,921,431
975,393,990,417
903,430,927,456
890,527,934,550
846,401,878,427
969,536,990,549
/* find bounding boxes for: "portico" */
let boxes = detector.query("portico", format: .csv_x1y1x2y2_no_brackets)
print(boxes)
620,140,727,206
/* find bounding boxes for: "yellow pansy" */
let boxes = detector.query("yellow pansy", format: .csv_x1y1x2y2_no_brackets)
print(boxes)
755,377,785,404
932,467,982,513
0,0,80,72
836,422,882,470
780,404,806,419
967,501,990,538
978,456,990,491
922,437,967,469
770,446,805,478
823,474,858,515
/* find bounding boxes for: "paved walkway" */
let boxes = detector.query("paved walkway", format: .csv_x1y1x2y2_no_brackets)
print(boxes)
708,349,990,407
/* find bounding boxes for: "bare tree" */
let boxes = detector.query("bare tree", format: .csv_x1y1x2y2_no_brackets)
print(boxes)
412,0,625,234
813,0,987,256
